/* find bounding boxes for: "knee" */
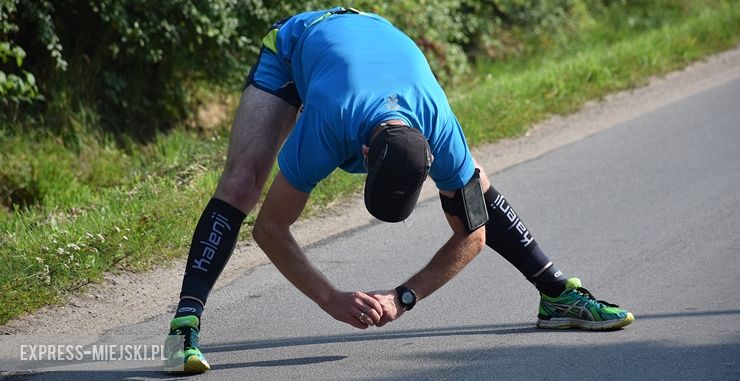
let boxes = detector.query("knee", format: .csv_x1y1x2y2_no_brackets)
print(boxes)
214,170,264,213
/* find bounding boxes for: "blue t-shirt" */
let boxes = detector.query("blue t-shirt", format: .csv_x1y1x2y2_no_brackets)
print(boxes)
274,8,474,192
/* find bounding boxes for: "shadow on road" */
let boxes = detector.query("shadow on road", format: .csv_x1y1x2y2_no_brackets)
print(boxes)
0,356,347,381
203,309,740,354
203,322,538,354
3,309,738,380
214,355,346,369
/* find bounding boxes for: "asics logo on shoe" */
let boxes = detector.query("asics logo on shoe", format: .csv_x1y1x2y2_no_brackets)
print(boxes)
550,301,595,321
490,194,534,247
192,212,232,272
177,307,198,314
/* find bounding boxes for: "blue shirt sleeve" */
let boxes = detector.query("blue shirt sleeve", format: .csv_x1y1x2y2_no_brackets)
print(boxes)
428,115,475,191
278,106,343,193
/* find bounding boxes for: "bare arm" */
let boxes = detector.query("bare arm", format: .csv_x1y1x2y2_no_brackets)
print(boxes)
370,211,486,326
253,172,382,329
406,164,491,299
405,213,486,299
371,164,491,326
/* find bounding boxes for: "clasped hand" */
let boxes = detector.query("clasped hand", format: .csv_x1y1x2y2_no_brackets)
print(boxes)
321,289,405,329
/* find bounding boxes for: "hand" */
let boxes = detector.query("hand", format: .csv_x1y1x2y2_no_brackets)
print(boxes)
321,290,383,329
368,290,405,327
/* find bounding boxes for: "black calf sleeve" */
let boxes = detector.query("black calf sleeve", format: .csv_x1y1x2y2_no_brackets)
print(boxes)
176,198,246,317
483,185,540,269
483,186,566,296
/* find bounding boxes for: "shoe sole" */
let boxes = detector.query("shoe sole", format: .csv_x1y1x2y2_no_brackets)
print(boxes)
163,355,211,374
185,356,211,373
536,312,634,330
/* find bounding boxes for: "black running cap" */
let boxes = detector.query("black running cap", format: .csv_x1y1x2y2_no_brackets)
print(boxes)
364,124,431,222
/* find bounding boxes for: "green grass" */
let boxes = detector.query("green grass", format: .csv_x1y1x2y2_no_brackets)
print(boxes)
457,1,740,145
1,1,739,325
0,129,228,320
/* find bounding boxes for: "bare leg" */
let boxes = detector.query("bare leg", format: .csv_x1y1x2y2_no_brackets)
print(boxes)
175,85,298,316
215,85,299,213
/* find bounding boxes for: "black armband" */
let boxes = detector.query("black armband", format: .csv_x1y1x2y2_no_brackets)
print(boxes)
439,169,489,234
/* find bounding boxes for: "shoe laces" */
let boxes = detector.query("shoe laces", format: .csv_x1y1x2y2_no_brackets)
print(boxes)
573,286,619,308
173,326,200,350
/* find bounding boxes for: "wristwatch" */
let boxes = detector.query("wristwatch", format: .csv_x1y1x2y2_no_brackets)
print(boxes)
395,285,417,311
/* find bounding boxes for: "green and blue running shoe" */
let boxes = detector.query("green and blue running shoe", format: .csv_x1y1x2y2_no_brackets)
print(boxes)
537,278,634,330
163,315,210,373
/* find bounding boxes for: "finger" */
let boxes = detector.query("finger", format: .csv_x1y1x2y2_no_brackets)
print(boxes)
355,309,375,326
376,316,391,327
357,293,384,317
357,304,381,324
350,293,382,324
336,306,369,329
345,314,369,329
344,313,368,329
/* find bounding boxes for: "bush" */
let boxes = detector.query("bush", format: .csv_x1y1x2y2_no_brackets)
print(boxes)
2,0,275,137
0,0,43,116
1,0,607,138
465,1,597,60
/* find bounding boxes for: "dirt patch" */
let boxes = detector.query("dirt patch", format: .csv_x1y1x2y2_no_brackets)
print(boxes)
2,46,739,336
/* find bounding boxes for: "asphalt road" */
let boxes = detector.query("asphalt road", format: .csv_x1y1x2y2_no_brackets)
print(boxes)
5,78,740,380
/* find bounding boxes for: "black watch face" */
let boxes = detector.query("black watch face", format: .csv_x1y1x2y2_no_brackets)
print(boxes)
401,291,415,305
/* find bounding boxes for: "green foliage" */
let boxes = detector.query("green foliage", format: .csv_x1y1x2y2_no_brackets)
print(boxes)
4,0,274,136
461,0,594,59
0,43,41,102
0,0,608,135
0,0,42,112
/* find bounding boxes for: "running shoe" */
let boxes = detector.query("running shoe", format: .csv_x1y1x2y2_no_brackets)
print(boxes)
163,315,210,373
537,278,634,330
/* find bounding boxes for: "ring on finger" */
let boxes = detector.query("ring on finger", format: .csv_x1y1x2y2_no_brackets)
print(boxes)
358,312,366,321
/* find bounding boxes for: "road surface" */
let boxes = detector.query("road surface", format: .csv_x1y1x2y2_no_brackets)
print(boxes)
4,76,740,381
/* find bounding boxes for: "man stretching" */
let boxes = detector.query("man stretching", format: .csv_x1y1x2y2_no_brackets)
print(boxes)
164,7,633,374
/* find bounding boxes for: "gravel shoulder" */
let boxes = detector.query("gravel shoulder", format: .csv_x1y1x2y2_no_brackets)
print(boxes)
3,46,739,336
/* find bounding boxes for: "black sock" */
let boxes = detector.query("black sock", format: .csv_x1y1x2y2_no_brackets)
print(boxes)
176,198,246,318
483,185,566,297
175,298,204,319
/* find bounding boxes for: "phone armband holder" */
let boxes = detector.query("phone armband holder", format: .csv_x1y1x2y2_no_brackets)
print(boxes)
439,169,489,233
